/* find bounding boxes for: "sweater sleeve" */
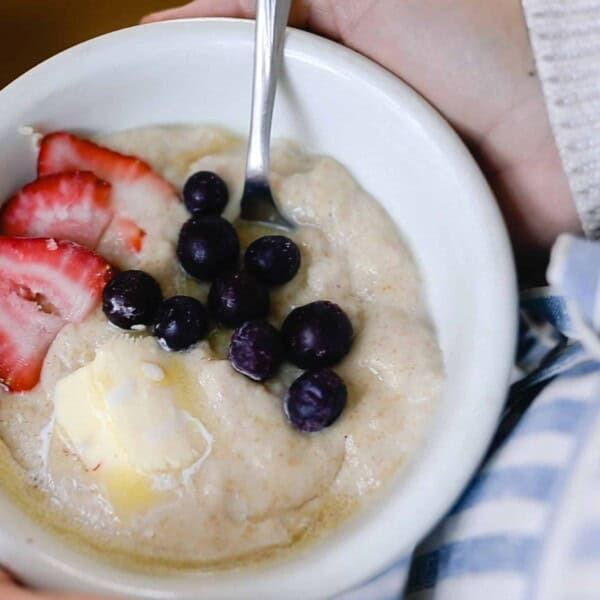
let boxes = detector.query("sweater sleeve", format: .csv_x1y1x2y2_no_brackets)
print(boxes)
522,0,600,238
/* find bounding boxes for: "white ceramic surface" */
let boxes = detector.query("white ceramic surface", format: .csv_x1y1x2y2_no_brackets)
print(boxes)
0,19,517,599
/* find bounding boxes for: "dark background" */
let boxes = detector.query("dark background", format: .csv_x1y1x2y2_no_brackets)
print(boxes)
1,1,182,88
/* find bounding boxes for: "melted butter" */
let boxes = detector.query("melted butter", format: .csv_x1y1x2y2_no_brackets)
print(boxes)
53,336,211,520
236,222,285,250
207,328,232,360
101,465,167,521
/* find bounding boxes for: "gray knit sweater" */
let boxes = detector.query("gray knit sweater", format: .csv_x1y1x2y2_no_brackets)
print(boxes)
523,0,600,238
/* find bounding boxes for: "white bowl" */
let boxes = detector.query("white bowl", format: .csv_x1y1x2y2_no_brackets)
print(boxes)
0,18,517,599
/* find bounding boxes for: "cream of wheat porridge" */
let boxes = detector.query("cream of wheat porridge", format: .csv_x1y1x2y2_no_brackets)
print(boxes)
0,126,442,567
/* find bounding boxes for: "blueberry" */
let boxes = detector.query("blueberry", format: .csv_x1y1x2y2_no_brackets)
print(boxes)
102,270,162,330
284,369,347,433
177,216,240,281
153,296,209,351
228,320,283,381
281,301,353,369
244,235,301,285
183,171,229,216
208,271,270,327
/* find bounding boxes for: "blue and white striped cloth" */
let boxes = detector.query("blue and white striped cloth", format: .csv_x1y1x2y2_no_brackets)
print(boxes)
343,234,600,599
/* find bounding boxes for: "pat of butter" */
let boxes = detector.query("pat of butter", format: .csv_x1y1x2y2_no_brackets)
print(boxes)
53,336,210,517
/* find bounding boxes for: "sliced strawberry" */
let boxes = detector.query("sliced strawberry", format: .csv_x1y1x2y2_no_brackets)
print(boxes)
38,132,177,204
37,132,180,263
0,238,114,391
0,237,114,324
0,171,113,249
0,281,64,392
114,218,146,253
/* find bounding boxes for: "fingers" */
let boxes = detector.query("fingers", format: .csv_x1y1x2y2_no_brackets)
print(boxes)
0,569,35,599
0,570,111,600
141,0,310,28
0,568,15,583
0,569,31,599
141,0,257,24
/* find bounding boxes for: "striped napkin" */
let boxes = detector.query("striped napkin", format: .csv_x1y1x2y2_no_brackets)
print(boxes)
341,234,600,599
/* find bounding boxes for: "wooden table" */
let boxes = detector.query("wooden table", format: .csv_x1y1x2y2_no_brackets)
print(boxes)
0,0,183,89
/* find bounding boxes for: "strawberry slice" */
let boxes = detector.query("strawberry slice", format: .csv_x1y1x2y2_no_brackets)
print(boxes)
0,238,114,391
114,218,146,253
0,237,114,323
0,282,64,392
0,171,113,249
38,132,177,205
37,132,180,263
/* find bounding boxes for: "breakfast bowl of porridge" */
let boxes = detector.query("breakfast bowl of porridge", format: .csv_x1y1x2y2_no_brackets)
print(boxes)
0,19,517,600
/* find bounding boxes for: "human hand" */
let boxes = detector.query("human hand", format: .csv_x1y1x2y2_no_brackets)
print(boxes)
143,0,581,279
0,569,110,599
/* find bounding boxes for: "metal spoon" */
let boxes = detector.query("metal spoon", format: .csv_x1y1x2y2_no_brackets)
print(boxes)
240,0,294,230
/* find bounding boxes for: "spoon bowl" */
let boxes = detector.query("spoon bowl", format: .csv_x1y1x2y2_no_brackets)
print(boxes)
240,180,293,229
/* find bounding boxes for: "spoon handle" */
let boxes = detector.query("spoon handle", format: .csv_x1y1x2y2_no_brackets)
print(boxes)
245,0,292,185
